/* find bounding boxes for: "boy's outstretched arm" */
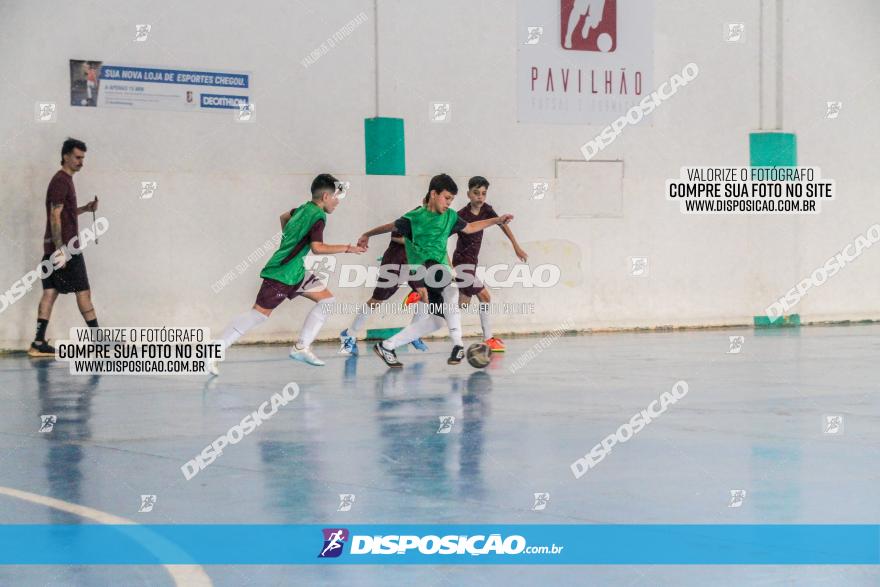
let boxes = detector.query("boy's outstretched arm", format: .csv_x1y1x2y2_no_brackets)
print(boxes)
356,221,395,248
309,217,366,254
462,214,513,235
500,224,528,262
311,242,366,255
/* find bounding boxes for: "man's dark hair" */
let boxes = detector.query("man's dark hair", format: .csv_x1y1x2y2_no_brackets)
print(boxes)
425,173,458,201
468,176,490,190
311,173,339,199
61,138,87,165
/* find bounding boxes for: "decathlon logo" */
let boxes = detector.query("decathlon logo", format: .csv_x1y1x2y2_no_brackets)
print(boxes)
561,0,616,52
318,528,349,558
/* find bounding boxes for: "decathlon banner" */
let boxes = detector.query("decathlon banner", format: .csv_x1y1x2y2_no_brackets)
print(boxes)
0,525,877,564
69,59,250,112
517,0,654,124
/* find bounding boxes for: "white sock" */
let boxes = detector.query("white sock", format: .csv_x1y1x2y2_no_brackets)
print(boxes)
349,304,372,336
384,313,444,350
440,283,463,347
298,297,335,348
479,302,492,339
220,309,268,351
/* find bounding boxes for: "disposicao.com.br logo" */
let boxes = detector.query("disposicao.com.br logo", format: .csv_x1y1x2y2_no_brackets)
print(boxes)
317,528,563,558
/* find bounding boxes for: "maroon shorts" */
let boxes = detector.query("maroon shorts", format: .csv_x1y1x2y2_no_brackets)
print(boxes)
453,262,484,297
254,274,320,310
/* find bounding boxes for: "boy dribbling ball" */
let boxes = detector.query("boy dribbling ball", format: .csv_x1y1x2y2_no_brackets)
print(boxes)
369,173,514,368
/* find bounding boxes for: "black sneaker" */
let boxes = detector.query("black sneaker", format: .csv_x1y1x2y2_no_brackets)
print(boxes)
28,340,55,357
448,345,464,365
373,342,403,368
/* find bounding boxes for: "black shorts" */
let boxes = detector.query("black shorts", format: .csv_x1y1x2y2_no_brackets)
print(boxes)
371,267,420,301
422,261,455,318
41,253,90,294
453,263,485,297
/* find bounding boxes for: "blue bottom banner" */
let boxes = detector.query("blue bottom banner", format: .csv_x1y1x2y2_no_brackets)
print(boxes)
0,525,877,565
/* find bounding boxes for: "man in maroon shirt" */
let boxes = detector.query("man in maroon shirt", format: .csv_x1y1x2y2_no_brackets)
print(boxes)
29,138,99,357
453,176,528,353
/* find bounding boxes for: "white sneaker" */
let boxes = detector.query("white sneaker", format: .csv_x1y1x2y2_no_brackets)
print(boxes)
289,343,325,366
205,359,220,377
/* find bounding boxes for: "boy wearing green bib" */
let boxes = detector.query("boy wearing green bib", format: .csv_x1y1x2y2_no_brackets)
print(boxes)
365,174,513,368
208,174,365,375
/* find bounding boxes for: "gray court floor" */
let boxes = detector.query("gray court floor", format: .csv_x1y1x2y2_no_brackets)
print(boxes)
0,324,878,586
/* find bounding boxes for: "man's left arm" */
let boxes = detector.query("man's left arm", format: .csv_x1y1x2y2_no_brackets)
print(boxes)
77,196,98,215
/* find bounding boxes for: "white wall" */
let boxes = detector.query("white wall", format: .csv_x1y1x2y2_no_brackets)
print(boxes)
1,0,878,349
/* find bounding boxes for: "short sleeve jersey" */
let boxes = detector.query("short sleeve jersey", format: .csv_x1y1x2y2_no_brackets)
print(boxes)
452,203,498,265
394,206,466,267
43,170,78,255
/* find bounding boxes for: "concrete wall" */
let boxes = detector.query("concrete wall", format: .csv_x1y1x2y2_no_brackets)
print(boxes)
1,0,878,349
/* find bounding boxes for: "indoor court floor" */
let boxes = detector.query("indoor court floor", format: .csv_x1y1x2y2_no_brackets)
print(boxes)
0,323,877,586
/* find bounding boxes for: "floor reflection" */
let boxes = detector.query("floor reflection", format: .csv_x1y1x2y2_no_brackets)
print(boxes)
33,361,99,524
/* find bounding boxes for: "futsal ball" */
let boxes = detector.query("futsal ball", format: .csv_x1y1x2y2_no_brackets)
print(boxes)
466,343,491,369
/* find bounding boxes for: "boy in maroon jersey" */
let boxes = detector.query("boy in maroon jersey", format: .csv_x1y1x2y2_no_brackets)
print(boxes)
453,176,528,352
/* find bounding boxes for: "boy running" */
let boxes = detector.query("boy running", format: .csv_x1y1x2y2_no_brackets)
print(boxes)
208,174,365,375
454,176,528,352
338,204,430,356
368,174,513,368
